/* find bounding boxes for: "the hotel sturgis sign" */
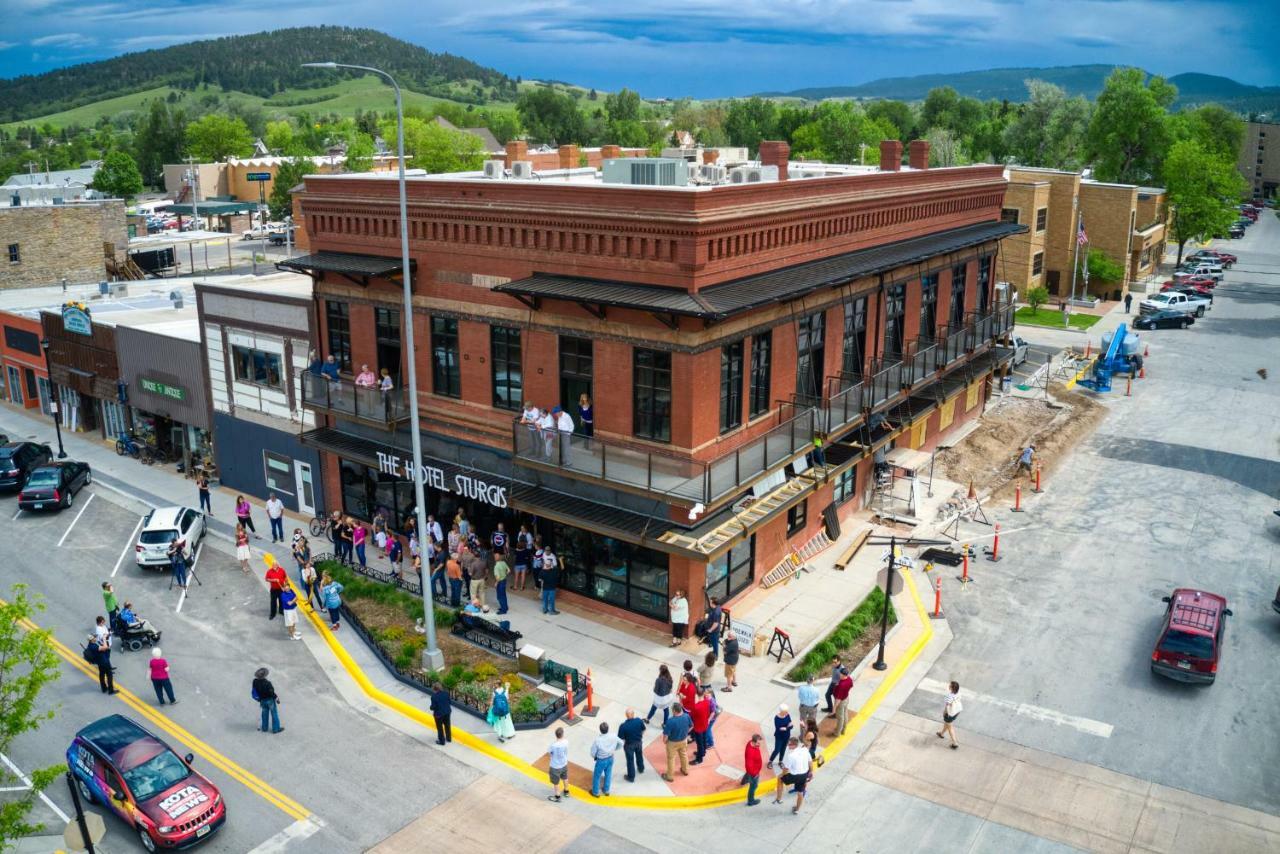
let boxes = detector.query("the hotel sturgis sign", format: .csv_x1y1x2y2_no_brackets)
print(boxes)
376,451,507,508
62,302,93,336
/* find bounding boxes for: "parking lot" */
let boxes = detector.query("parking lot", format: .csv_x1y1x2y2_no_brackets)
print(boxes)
0,481,481,852
901,213,1280,814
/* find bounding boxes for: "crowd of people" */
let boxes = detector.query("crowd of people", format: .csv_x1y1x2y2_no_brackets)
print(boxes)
517,395,594,461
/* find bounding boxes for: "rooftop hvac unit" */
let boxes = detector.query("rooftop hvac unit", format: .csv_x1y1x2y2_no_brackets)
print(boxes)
510,161,535,179
699,164,726,183
482,159,506,179
728,165,779,184
601,158,690,187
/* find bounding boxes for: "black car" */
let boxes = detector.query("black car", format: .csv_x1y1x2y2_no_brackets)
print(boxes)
1228,226,1245,239
1133,310,1194,330
0,441,52,491
18,461,92,511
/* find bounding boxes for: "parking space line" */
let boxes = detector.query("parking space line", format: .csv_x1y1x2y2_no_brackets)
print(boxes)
112,517,145,578
10,508,20,521
246,816,325,853
0,750,70,823
10,606,313,822
55,493,95,548
175,543,203,613
918,677,1114,737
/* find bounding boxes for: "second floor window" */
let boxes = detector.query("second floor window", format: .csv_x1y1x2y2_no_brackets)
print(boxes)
325,301,351,371
232,346,283,390
842,297,867,378
884,283,906,360
720,341,743,433
374,306,401,385
920,273,939,340
1032,252,1044,276
1035,207,1048,232
490,326,522,411
431,316,460,398
795,311,825,402
633,348,671,442
749,332,771,418
950,263,967,329
1000,208,1019,224
977,255,992,314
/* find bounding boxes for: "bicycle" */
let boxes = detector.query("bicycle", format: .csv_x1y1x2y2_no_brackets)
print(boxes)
115,433,145,460
309,513,333,539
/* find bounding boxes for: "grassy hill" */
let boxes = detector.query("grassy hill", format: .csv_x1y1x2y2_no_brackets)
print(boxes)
760,65,1280,112
0,26,516,124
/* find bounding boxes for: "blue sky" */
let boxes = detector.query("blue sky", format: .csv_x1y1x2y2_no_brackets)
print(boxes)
2,0,1277,96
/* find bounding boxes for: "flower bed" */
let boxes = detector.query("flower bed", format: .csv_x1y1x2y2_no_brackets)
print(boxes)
785,586,897,682
315,560,582,728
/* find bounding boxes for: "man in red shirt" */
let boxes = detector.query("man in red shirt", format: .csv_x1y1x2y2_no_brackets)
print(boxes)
743,733,764,805
689,688,712,765
265,558,288,620
832,666,855,737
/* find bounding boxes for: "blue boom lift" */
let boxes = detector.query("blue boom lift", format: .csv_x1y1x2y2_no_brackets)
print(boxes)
1077,325,1142,392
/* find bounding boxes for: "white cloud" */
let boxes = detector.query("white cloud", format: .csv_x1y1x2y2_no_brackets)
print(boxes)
30,32,97,48
0,41,17,51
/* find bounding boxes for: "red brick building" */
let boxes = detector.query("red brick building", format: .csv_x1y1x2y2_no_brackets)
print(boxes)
283,139,1023,629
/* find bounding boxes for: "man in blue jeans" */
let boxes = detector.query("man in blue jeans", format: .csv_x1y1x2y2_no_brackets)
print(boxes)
704,597,723,658
540,549,560,615
589,721,622,797
252,668,283,734
618,708,646,782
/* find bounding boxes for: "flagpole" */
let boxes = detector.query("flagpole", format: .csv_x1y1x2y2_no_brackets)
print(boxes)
1067,208,1082,327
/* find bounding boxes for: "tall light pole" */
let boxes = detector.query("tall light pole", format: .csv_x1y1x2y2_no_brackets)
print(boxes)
303,61,443,670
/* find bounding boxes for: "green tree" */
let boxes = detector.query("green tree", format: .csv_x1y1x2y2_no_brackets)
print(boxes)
0,586,62,847
132,99,186,186
724,97,778,155
1086,68,1177,183
184,114,254,161
1026,285,1049,312
1162,139,1247,265
1166,104,1244,163
485,112,521,145
604,88,642,124
1003,81,1091,169
390,117,486,173
866,99,917,141
516,87,585,144
921,87,983,138
90,150,144,199
925,127,967,166
268,157,314,220
264,120,297,155
1085,248,1126,285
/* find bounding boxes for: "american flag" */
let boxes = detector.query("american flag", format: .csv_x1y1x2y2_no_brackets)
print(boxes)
1077,218,1088,246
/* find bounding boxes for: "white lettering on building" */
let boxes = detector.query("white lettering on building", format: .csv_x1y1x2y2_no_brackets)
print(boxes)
375,451,507,508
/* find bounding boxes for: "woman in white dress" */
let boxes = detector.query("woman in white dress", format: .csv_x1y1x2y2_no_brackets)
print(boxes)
669,590,689,647
489,682,516,743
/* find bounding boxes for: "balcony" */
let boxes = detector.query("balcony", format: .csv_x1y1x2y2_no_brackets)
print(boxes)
936,326,967,371
301,372,410,428
512,406,818,508
965,311,996,352
820,373,865,436
993,303,1016,338
904,336,938,387
865,358,905,410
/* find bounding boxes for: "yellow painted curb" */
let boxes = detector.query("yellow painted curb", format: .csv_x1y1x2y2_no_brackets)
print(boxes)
13,610,311,822
300,564,935,810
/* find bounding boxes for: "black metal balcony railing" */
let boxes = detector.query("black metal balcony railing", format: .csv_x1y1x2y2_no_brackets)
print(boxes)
937,326,967,370
820,372,865,435
512,405,819,506
964,311,995,352
301,372,409,425
904,336,938,386
993,303,1016,338
865,359,905,409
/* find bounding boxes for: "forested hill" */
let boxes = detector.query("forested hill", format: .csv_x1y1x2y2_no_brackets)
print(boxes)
0,27,516,123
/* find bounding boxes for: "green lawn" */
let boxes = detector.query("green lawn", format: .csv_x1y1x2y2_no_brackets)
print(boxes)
1015,306,1102,330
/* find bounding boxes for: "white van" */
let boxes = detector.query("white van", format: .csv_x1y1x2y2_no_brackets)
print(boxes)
135,506,206,567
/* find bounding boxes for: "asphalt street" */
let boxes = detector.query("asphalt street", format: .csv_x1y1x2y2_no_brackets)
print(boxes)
0,483,483,852
904,212,1280,814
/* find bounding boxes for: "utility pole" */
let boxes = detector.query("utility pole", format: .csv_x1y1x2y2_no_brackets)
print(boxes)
184,156,201,231
1067,206,1082,327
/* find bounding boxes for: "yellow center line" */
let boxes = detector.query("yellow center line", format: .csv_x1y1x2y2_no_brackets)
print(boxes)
15,612,312,823
296,567,934,810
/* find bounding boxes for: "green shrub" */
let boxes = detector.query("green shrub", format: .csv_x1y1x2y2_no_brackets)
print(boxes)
513,693,543,722
474,662,500,681
454,682,491,708
442,672,461,691
501,673,524,694
786,587,896,682
448,663,467,679
393,649,414,670
381,625,407,643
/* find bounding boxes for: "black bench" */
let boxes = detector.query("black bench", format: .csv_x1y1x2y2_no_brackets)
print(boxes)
451,614,523,658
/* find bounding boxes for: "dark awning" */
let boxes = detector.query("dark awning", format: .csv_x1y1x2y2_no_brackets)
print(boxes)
506,484,685,555
276,251,412,285
495,220,1027,322
164,201,258,216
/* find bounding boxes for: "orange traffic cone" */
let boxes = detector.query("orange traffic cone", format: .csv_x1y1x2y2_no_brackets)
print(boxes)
582,668,598,716
1139,364,1146,379
563,674,580,725
967,480,976,500
1143,344,1149,357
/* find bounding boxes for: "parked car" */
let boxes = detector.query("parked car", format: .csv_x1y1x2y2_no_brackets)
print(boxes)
1133,310,1194,330
17,461,91,511
0,441,51,491
266,227,295,246
1174,263,1223,282
1162,277,1214,292
1228,225,1245,239
1167,284,1213,301
1010,336,1029,367
1187,249,1235,267
1151,588,1232,684
1140,291,1209,317
136,506,206,567
67,715,226,852
1273,581,1280,616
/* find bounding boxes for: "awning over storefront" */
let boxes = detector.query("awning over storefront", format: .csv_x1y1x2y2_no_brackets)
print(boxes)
276,251,412,286
506,483,684,554
495,221,1027,322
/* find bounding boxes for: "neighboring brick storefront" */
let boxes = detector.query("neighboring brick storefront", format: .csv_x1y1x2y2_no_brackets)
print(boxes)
0,201,127,289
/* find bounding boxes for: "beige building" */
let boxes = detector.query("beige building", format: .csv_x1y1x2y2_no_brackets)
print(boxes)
1006,167,1168,301
162,155,400,208
1238,120,1279,200
0,201,128,289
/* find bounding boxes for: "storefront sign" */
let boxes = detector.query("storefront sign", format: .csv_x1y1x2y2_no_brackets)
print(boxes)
139,377,186,401
376,451,507,508
61,303,93,336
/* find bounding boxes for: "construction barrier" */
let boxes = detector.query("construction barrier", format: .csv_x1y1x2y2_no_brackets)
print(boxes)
931,576,944,619
563,674,579,725
1012,484,1023,512
1033,463,1044,494
959,544,972,584
986,523,1002,562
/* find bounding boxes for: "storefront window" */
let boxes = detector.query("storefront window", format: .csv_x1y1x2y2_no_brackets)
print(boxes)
553,522,669,619
706,536,754,603
36,377,52,416
263,450,294,496
232,346,283,389
833,468,857,505
101,399,127,439
340,459,418,532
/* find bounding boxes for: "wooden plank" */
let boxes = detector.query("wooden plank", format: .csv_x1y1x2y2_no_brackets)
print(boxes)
833,527,872,570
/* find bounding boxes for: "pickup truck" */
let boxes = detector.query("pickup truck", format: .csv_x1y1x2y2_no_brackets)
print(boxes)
241,223,284,240
1140,290,1210,318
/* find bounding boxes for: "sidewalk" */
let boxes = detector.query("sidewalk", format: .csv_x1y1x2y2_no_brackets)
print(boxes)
0,399,938,802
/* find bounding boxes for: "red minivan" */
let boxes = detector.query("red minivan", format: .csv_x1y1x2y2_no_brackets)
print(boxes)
1151,589,1232,684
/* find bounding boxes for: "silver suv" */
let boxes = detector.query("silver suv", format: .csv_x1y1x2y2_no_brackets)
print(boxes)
135,506,206,567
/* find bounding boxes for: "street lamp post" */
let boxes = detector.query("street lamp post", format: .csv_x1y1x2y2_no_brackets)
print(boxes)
39,338,67,458
303,61,443,671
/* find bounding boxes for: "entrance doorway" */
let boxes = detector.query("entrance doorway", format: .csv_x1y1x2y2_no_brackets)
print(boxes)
559,336,593,426
294,461,316,517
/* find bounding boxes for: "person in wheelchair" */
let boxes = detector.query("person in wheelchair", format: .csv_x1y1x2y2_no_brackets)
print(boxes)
113,602,162,648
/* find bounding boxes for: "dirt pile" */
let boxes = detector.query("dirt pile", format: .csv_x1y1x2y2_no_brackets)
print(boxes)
935,383,1108,506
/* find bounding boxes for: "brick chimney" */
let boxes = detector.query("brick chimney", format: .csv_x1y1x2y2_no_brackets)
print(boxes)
879,140,903,172
758,140,790,180
908,139,930,170
557,144,579,170
703,149,719,165
504,140,528,168
600,144,622,160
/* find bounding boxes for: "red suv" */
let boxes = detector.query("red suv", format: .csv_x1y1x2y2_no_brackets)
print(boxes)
1151,589,1232,684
